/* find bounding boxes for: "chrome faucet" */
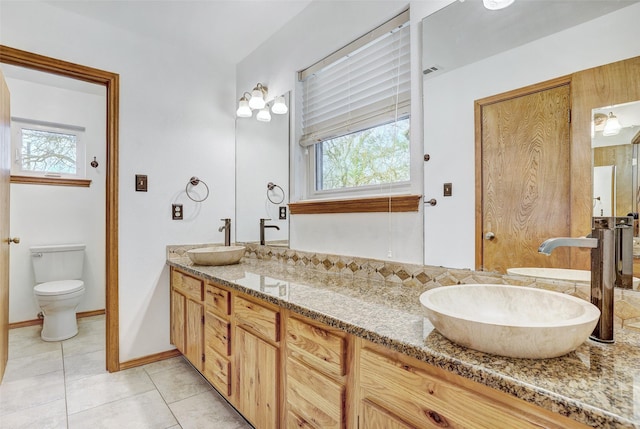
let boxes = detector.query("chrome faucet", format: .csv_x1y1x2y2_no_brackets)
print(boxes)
259,218,280,245
218,218,231,246
538,216,633,343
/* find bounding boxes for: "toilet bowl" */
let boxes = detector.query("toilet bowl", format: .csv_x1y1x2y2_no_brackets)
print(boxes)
30,244,86,342
34,280,85,341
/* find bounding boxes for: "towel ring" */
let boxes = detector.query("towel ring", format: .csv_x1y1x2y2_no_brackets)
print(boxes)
266,182,284,205
186,176,210,202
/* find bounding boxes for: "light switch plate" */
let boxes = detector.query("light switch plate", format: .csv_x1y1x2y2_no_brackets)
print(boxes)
136,174,148,192
444,182,452,197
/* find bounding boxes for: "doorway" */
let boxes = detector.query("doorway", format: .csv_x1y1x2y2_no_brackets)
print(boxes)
475,77,572,273
0,46,119,373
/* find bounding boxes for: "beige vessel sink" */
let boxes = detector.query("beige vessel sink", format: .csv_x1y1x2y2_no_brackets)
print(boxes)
419,284,600,359
507,267,640,289
186,245,245,266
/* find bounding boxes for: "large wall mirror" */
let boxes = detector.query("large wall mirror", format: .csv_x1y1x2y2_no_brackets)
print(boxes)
235,92,290,246
421,0,638,275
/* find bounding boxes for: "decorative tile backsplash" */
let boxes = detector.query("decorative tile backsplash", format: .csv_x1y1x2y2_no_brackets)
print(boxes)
167,243,640,331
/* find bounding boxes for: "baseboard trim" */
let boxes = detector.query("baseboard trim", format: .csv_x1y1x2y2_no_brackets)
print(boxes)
8,309,106,329
119,349,182,371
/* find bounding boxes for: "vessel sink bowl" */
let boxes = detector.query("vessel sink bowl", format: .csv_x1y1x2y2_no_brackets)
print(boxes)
507,267,640,289
419,284,600,359
187,245,245,266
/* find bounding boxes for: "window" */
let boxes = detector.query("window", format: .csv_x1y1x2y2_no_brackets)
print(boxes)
11,118,86,179
299,10,411,196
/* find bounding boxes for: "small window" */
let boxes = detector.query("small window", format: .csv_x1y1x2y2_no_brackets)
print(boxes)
316,118,410,191
299,10,411,197
11,118,86,178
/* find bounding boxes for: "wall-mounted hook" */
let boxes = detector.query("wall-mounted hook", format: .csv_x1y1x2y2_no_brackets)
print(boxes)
90,157,99,168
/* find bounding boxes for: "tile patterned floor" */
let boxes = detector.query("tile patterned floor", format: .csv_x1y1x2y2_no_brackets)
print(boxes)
0,315,252,428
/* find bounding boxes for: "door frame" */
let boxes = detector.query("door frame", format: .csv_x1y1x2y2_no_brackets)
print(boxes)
474,75,573,271
0,45,120,372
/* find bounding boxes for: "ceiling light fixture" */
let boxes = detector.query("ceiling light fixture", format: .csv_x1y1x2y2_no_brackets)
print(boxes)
603,111,622,136
483,0,515,10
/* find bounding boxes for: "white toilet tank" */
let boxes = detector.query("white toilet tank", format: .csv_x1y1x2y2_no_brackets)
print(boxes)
30,244,86,283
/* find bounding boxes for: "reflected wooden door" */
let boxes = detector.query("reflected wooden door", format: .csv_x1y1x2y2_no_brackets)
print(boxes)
0,69,10,382
479,83,572,273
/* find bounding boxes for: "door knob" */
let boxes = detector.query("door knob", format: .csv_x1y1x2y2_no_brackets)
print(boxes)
484,232,495,240
7,237,20,244
425,198,437,206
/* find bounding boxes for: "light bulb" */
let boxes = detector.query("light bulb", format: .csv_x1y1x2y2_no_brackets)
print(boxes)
236,99,252,118
256,107,271,122
271,96,288,115
249,84,266,110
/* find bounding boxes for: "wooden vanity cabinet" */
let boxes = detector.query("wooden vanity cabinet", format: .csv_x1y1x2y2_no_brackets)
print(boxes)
234,295,281,429
284,313,349,429
203,283,232,398
356,340,589,429
170,268,204,372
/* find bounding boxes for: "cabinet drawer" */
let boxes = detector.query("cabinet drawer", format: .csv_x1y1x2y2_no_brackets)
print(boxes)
205,283,230,316
234,296,280,342
359,347,569,429
204,345,231,397
205,310,231,356
287,317,345,378
287,357,344,429
172,269,203,302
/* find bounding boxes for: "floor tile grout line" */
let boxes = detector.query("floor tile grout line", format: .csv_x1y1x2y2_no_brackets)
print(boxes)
61,340,70,429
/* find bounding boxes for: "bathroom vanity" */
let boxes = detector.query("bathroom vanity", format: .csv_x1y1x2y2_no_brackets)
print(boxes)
167,246,640,428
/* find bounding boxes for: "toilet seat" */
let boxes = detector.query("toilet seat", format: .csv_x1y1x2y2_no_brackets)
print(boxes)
34,280,84,296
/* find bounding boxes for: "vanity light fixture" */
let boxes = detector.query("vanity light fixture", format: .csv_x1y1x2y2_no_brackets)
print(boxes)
483,0,514,10
271,95,288,115
249,83,267,110
236,92,253,118
603,112,622,136
256,107,272,122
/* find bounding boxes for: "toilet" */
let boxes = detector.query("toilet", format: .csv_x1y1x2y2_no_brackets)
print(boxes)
30,244,86,341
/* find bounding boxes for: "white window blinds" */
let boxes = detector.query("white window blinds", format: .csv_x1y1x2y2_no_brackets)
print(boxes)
299,10,410,147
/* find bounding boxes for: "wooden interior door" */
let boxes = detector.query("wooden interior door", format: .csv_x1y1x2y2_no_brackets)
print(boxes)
479,83,572,273
0,69,10,382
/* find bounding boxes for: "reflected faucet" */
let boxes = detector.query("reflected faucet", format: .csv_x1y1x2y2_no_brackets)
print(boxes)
218,218,231,246
538,216,633,343
260,218,280,245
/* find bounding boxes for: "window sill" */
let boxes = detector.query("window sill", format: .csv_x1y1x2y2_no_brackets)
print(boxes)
10,175,92,187
289,194,421,215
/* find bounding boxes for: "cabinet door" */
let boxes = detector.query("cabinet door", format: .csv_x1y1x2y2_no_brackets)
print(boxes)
360,400,416,429
170,290,185,354
236,327,278,429
286,357,344,429
185,298,204,372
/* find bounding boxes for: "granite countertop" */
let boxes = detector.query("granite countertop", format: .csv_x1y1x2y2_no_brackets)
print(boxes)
167,255,640,429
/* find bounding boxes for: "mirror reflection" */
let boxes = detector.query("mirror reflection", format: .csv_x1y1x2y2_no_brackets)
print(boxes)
235,92,290,247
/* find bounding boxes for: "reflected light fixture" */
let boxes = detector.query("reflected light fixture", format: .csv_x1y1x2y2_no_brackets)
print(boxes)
236,92,252,118
483,0,515,10
236,83,288,122
249,83,267,109
603,111,622,136
256,107,272,122
271,95,288,115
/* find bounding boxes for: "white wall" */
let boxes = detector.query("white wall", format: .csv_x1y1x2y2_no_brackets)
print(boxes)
6,77,106,323
235,0,447,264
1,1,237,361
422,2,640,269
